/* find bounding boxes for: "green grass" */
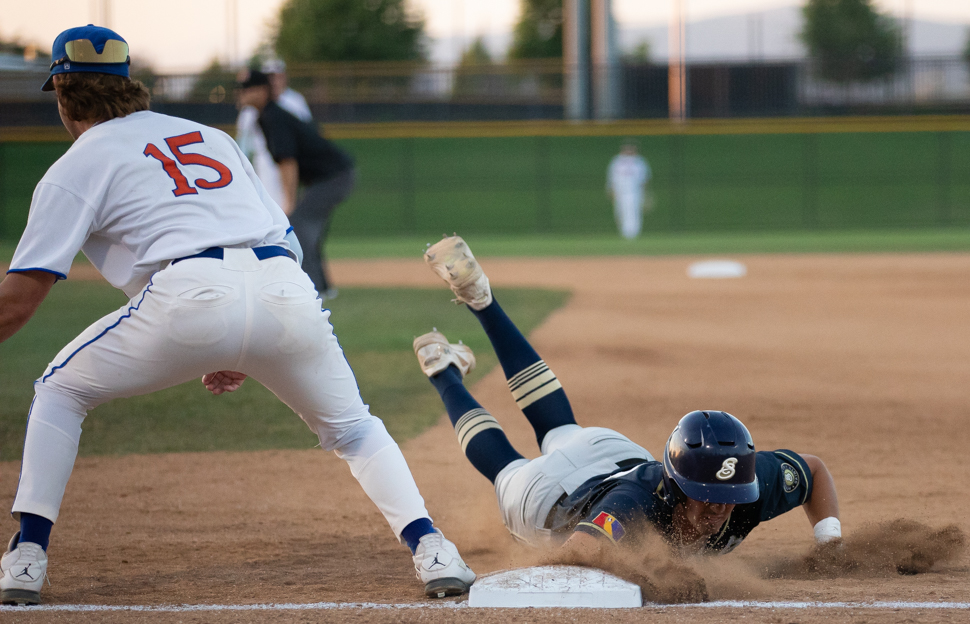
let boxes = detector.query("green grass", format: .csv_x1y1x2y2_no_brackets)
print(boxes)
0,283,568,459
6,229,970,268
0,142,71,241
327,229,970,258
3,130,970,243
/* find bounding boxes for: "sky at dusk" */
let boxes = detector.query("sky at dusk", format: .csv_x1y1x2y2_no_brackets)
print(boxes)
1,0,969,72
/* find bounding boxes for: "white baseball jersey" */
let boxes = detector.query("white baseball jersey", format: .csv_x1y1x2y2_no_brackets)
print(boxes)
607,154,650,195
10,110,291,297
235,88,313,207
278,88,313,122
236,105,286,206
11,110,436,548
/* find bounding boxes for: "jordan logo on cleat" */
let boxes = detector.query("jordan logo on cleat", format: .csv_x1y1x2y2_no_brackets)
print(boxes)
429,554,446,569
16,565,36,580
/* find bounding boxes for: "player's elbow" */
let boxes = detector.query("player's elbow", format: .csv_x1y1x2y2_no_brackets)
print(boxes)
800,453,840,520
0,272,57,340
800,454,827,478
0,300,37,341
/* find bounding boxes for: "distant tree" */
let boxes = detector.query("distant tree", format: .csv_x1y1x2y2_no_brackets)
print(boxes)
246,42,277,71
455,37,496,96
189,59,234,103
130,63,160,96
508,0,563,60
626,41,650,63
273,0,425,63
459,37,493,67
801,0,903,83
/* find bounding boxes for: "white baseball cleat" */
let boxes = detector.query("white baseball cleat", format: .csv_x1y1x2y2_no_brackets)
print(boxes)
413,330,476,378
413,529,476,598
0,532,47,606
424,235,493,310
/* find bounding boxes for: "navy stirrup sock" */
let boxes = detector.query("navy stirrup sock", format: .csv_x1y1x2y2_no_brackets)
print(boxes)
471,299,577,448
19,512,53,551
400,517,435,554
470,298,542,378
430,366,523,483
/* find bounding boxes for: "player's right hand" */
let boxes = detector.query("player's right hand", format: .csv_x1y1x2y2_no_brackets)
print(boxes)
202,370,248,395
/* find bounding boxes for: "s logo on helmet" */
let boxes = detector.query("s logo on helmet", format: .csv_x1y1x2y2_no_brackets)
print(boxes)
716,457,738,480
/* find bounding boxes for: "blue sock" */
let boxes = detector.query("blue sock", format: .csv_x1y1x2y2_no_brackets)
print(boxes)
401,517,435,554
19,513,53,551
430,366,524,483
471,298,577,448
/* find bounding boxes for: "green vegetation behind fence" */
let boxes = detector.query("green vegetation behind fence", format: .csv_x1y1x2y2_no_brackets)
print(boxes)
2,127,968,242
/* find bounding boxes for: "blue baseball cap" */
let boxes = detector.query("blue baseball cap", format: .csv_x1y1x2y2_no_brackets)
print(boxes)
42,24,130,92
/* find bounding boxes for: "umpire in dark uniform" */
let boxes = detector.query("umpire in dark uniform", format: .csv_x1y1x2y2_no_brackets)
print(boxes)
238,69,354,299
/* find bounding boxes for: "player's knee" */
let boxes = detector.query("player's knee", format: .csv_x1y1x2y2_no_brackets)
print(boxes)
325,414,394,458
32,383,93,419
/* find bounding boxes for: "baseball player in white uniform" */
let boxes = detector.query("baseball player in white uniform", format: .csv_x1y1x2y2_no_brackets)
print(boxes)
235,58,312,209
0,25,475,606
607,141,651,240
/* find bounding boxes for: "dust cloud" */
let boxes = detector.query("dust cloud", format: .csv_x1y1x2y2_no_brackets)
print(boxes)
535,519,965,604
762,519,966,579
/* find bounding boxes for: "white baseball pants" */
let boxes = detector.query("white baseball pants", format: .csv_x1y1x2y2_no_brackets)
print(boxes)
493,424,653,547
13,248,430,538
613,191,644,239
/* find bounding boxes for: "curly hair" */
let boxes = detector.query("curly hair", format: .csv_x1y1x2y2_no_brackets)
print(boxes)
54,73,151,122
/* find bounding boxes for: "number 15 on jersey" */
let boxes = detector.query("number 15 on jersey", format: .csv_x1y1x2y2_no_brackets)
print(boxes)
144,131,233,197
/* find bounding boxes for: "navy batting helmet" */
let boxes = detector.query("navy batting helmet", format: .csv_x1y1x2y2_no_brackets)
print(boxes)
662,410,759,505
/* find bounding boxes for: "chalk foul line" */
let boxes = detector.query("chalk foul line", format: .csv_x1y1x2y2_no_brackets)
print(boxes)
678,600,970,610
2,600,969,613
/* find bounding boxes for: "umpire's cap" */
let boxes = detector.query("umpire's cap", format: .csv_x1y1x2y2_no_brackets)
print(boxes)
43,24,130,92
238,69,271,89
663,410,759,505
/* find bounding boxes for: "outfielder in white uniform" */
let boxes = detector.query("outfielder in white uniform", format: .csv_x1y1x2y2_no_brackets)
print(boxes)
607,142,651,240
235,59,312,209
0,25,474,606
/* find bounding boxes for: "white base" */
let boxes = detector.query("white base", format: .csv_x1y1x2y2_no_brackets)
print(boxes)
687,260,747,279
468,565,642,608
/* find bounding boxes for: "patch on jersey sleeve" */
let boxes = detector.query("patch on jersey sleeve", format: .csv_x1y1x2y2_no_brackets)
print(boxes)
591,512,625,542
781,462,800,493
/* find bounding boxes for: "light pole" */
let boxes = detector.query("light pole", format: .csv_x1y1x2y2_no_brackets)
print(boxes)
591,0,619,119
226,0,239,68
668,0,686,122
564,0,591,120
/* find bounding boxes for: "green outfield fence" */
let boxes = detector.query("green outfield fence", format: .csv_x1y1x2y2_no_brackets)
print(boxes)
1,116,969,242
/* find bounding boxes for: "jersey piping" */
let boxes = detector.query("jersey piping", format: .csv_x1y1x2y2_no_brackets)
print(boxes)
6,268,68,280
40,276,155,383
576,520,618,544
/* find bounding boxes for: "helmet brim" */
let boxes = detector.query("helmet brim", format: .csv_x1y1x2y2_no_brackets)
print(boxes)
677,477,760,505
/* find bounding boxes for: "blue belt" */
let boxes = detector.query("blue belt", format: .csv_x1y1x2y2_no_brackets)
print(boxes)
172,245,290,265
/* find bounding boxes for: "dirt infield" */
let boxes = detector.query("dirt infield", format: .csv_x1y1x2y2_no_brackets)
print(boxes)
2,253,969,622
